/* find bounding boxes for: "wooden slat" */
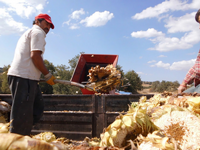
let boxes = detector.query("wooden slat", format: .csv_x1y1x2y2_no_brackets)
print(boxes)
43,95,94,111
41,112,93,122
33,122,92,132
104,94,154,112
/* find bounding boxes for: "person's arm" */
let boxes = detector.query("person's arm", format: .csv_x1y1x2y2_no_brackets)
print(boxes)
31,51,49,75
31,50,56,85
178,82,187,93
178,66,195,93
178,50,200,93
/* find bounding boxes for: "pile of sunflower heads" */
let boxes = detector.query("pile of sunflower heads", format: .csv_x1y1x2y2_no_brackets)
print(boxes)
2,92,200,149
98,92,200,150
87,64,121,94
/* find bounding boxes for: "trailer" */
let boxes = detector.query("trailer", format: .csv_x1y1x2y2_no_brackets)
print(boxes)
0,94,154,141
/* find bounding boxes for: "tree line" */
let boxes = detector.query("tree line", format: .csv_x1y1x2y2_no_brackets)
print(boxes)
0,53,180,94
149,80,180,93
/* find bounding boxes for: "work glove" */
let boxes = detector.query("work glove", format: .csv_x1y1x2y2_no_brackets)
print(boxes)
44,73,56,85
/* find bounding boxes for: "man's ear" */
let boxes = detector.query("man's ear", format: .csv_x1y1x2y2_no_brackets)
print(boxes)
198,16,200,23
35,19,39,25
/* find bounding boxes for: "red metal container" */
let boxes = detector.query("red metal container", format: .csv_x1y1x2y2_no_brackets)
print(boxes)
71,54,119,94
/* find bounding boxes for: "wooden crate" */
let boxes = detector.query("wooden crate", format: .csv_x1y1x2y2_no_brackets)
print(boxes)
0,94,154,140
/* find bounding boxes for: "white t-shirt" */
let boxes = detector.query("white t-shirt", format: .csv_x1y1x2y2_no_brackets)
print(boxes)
7,25,46,81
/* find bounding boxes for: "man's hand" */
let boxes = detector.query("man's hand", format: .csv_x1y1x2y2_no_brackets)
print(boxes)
45,73,56,85
178,84,187,94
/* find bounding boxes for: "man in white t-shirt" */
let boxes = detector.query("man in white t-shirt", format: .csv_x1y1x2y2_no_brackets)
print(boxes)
7,14,56,135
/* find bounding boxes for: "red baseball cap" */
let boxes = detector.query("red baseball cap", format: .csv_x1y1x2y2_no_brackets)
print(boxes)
35,14,54,29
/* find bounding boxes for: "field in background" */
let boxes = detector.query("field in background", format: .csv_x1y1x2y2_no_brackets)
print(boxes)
138,83,154,94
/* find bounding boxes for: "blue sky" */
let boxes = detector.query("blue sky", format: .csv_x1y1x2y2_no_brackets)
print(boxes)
0,0,200,84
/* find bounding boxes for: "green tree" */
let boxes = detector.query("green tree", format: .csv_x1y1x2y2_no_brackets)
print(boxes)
0,67,3,73
53,64,81,94
123,70,142,94
68,69,82,94
170,81,180,91
150,80,180,93
65,52,85,94
39,60,56,94
157,80,167,93
68,52,84,70
0,65,10,94
150,81,160,92
116,65,125,91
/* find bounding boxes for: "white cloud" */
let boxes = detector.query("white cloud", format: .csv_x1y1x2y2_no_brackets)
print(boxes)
63,20,71,26
170,59,195,70
164,12,200,47
165,12,197,33
131,12,200,52
131,28,164,38
80,11,114,27
148,36,193,52
64,8,85,29
0,8,29,35
148,60,156,63
132,0,200,20
131,0,200,52
64,9,113,29
150,59,195,71
0,0,46,18
71,8,85,20
70,24,80,30
151,61,170,69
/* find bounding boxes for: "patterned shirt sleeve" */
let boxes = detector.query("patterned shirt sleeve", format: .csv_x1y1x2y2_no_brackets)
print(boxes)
183,50,200,85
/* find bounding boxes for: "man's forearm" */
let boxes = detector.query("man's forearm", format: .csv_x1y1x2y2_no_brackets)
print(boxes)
31,51,49,75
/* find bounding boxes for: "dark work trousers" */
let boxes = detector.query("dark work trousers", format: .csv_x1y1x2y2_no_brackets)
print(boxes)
7,75,44,136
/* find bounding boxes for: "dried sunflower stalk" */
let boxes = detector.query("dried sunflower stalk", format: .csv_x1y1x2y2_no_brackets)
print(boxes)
0,121,11,133
138,130,177,150
0,101,11,123
100,107,158,148
0,133,64,150
32,132,56,142
87,64,121,93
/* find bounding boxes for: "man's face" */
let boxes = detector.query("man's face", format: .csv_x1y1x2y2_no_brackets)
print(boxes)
37,19,51,34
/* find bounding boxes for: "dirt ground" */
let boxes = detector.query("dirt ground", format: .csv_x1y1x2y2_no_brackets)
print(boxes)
137,88,159,94
137,83,158,94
